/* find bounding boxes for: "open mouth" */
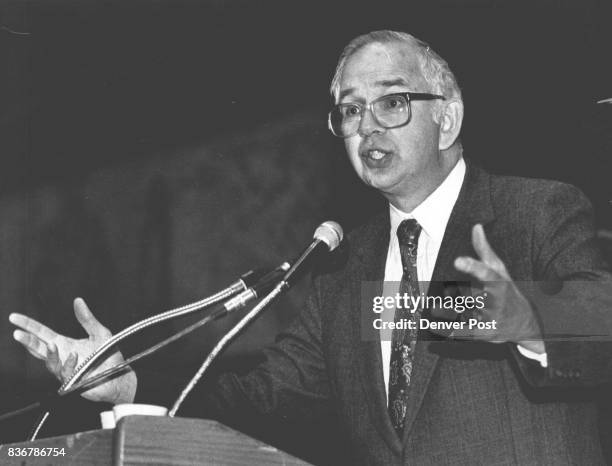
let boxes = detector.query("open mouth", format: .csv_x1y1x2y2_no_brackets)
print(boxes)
361,148,393,165
368,150,387,160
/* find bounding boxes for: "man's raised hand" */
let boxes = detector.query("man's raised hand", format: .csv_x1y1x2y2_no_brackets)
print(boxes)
451,224,545,354
9,298,136,404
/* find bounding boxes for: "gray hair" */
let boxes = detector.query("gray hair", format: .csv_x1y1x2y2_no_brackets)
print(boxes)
330,30,462,114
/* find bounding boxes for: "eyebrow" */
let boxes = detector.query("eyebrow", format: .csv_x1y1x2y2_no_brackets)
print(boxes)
374,78,409,88
338,87,356,101
337,78,410,102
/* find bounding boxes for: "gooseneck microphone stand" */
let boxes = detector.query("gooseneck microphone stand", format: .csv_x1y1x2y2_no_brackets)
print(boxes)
4,220,343,442
169,221,344,416
0,266,286,440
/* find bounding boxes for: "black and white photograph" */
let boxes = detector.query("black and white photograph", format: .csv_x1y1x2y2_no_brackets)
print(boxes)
1,1,611,464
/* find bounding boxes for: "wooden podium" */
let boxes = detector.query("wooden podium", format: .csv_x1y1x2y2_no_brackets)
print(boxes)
1,416,313,465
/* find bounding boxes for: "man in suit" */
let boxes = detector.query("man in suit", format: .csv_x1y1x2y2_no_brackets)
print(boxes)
10,30,612,464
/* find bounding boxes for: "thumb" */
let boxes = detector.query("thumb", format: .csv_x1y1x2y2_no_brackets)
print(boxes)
472,224,496,264
471,225,508,276
73,298,110,339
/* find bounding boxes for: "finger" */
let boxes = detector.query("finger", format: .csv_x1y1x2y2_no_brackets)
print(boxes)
430,321,497,341
428,306,460,321
45,342,62,378
425,323,482,340
13,330,50,360
61,352,79,381
73,298,109,339
454,256,500,282
8,313,58,342
471,225,508,276
447,326,494,341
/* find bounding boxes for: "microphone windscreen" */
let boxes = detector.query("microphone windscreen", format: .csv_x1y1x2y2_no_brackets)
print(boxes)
314,221,343,251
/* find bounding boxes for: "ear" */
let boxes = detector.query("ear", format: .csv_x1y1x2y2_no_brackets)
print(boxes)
438,99,464,151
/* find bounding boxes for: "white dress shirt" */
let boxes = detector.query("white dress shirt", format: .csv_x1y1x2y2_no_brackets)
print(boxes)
380,158,546,399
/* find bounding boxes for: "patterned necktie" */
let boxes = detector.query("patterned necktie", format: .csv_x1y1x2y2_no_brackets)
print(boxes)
388,218,422,435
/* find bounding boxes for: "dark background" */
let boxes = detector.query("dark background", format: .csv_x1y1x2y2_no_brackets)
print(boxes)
1,0,611,464
2,0,611,205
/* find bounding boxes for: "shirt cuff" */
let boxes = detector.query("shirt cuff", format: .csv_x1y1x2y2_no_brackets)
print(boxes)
516,344,548,367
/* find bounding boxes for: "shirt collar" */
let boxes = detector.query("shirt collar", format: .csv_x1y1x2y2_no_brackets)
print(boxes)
389,157,466,243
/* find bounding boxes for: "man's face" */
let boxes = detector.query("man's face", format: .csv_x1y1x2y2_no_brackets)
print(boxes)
337,41,445,203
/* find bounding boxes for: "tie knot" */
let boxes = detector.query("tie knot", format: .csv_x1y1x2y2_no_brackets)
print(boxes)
397,219,421,249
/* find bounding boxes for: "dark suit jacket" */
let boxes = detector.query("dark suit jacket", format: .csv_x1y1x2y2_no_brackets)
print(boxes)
202,162,612,465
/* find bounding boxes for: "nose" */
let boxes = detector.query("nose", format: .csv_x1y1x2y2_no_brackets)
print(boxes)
357,107,384,137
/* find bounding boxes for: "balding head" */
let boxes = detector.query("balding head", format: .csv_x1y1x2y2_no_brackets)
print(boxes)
330,30,462,121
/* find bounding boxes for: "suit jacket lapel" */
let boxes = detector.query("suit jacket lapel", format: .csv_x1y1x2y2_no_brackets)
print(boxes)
351,210,404,453
400,161,497,443
349,162,497,451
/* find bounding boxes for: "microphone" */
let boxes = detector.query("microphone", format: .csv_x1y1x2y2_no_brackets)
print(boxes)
223,262,290,313
281,221,343,287
223,221,343,312
73,221,344,402
239,267,278,289
168,221,343,416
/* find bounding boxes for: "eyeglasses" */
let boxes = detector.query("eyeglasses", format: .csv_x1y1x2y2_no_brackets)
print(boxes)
328,92,446,138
